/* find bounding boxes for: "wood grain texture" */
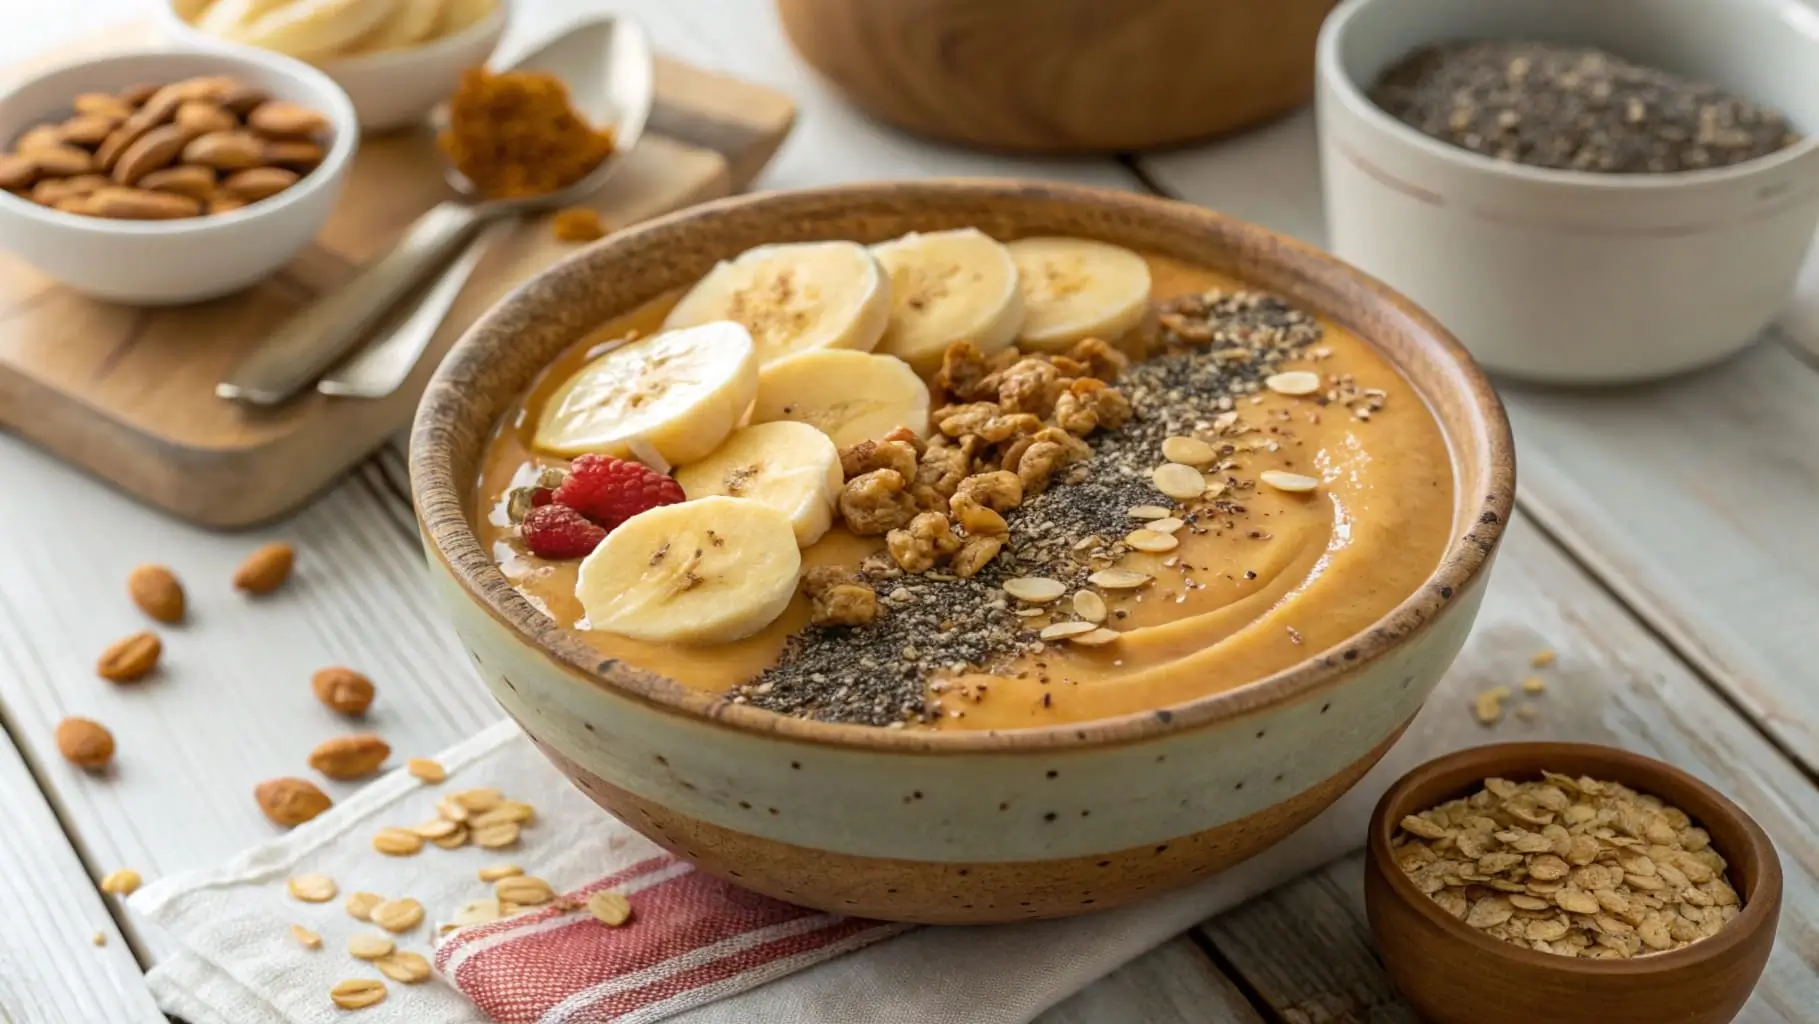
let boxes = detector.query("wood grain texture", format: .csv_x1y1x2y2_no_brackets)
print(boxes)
1035,936,1265,1024
1196,517,1819,1023
0,21,780,528
774,0,1331,153
0,728,164,1022
1139,113,1819,776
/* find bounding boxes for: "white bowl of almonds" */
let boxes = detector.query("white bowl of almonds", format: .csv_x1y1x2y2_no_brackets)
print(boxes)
0,47,355,304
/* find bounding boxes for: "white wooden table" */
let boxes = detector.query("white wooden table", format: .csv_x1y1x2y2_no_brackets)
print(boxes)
3,2,1817,1021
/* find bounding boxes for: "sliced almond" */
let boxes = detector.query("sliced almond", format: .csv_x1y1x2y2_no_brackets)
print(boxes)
1126,505,1171,520
453,898,505,926
1260,469,1319,493
1265,370,1322,396
410,818,461,839
1125,529,1179,553
99,868,142,895
330,978,386,1009
1087,569,1152,590
1147,517,1185,534
495,875,555,906
1160,436,1216,466
587,890,633,927
452,788,503,813
406,758,446,783
372,897,425,933
1002,577,1065,604
344,891,384,921
478,864,523,883
1070,628,1121,647
375,951,431,984
1071,591,1107,623
1152,463,1206,501
1038,621,1097,640
290,923,322,950
347,932,394,960
372,828,423,856
473,822,521,849
287,873,337,903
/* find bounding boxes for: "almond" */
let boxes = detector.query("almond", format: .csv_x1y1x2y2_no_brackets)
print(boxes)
81,186,201,220
220,166,298,201
127,564,185,623
256,776,332,827
16,124,66,152
312,666,374,716
112,124,192,186
262,139,325,171
207,195,247,215
96,631,160,682
118,82,161,107
59,114,120,148
220,83,269,115
0,154,36,191
309,733,390,780
234,541,294,594
138,164,215,201
171,75,238,103
247,100,329,139
175,101,236,136
72,92,133,119
55,717,115,770
31,144,95,177
31,173,109,205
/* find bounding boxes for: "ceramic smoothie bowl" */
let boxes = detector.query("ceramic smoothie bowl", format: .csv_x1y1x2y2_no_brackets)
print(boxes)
410,181,1516,924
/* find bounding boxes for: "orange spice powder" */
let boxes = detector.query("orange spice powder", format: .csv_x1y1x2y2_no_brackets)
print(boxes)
440,67,616,200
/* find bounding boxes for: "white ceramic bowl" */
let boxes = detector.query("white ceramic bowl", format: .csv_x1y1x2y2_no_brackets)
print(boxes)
155,0,509,133
0,48,357,305
1316,0,1819,384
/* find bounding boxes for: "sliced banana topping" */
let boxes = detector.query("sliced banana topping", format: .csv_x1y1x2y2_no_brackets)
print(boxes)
751,349,931,448
575,496,802,645
871,228,1024,373
662,241,891,373
1006,237,1151,351
675,422,843,548
533,321,759,464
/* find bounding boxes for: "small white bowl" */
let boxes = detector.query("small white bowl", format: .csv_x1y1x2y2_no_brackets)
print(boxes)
1316,0,1819,384
0,48,357,305
155,0,509,133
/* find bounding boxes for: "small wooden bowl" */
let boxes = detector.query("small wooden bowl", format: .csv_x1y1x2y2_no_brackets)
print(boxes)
1365,743,1782,1024
775,0,1333,152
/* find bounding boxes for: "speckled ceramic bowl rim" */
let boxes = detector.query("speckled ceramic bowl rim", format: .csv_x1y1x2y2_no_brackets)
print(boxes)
411,179,1516,754
1368,741,1783,975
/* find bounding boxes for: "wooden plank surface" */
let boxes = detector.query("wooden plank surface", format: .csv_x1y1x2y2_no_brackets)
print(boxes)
1193,515,1819,1023
1139,114,1819,775
0,727,164,1022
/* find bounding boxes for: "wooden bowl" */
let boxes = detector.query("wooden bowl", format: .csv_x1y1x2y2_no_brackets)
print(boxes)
1365,743,1782,1024
775,0,1333,152
411,180,1515,924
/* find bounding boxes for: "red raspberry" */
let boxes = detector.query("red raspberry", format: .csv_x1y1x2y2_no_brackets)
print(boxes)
529,488,556,508
520,504,608,560
552,454,685,529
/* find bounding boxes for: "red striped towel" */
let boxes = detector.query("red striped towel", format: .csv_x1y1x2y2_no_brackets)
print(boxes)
436,854,907,1023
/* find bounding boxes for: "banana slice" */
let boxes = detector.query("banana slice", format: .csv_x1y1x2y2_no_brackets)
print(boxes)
576,496,802,645
432,0,496,37
751,349,930,448
662,242,890,372
204,0,402,60
534,321,759,465
871,228,1024,373
1006,237,1152,351
675,422,843,548
348,0,444,51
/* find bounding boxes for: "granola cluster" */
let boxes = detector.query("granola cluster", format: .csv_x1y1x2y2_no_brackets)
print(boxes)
1395,774,1742,959
831,338,1131,582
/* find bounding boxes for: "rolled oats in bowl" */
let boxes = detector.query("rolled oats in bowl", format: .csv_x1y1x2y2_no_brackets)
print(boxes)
1394,773,1741,958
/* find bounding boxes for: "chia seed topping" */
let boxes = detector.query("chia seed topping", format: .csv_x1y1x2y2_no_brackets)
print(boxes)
1372,41,1800,174
732,290,1327,727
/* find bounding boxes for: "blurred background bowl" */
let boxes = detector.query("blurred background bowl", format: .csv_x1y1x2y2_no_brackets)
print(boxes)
0,46,357,304
776,0,1333,153
155,0,508,133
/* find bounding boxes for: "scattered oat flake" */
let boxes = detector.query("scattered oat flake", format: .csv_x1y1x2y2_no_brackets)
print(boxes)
372,897,425,933
287,873,337,903
1522,676,1547,695
373,828,424,856
330,978,386,1009
376,951,432,984
1473,686,1510,726
348,933,395,960
474,822,521,849
345,891,384,921
478,863,523,883
407,758,447,783
99,869,141,896
1531,648,1558,668
290,924,322,949
587,890,633,927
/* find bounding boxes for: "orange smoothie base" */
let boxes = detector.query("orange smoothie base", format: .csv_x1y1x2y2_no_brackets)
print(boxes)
477,254,1455,731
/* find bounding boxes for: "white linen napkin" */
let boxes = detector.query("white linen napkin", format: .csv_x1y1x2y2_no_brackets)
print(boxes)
133,680,1516,1024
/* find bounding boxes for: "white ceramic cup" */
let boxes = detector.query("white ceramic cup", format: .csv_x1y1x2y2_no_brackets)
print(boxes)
1316,0,1819,384
0,48,357,304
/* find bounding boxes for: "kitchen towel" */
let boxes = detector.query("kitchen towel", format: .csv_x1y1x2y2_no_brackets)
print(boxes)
134,685,1511,1024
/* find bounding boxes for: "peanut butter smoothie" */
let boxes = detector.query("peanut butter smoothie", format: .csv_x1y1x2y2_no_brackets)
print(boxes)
476,230,1454,732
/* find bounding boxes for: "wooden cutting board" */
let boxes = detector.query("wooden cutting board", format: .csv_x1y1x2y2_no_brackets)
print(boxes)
0,23,794,528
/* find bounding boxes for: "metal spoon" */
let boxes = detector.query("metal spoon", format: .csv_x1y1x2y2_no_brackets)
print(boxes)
217,15,654,405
